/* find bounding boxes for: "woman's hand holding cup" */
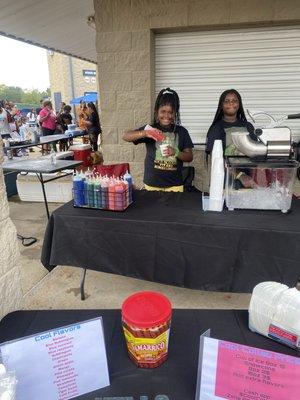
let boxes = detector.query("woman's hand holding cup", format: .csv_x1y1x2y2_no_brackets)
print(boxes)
160,145,177,157
145,128,165,142
160,143,169,156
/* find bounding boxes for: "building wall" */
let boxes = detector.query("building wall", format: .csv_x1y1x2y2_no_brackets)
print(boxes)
48,52,98,109
0,141,23,319
94,0,300,190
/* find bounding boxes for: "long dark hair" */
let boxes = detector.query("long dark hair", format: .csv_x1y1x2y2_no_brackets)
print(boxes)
212,89,247,125
153,87,181,126
87,102,100,126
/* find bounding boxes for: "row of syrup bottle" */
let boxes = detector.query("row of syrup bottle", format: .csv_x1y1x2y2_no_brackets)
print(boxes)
73,170,133,210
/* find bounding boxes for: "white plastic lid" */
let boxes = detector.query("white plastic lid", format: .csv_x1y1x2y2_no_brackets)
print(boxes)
69,144,91,151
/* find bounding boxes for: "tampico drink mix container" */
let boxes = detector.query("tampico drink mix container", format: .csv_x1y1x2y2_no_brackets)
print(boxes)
121,291,172,368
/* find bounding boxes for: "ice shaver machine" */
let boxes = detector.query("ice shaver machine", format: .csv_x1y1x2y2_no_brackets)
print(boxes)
225,111,300,213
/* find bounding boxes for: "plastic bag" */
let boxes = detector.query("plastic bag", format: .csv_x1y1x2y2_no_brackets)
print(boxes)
0,364,17,400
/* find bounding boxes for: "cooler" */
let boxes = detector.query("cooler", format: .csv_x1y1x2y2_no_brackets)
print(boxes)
17,173,73,202
69,144,91,168
225,157,298,213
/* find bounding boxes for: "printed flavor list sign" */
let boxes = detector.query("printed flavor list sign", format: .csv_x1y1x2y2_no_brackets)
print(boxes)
197,335,300,400
0,318,110,400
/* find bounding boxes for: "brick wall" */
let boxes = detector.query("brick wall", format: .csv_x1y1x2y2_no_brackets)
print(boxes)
94,0,300,190
48,53,98,107
0,140,23,319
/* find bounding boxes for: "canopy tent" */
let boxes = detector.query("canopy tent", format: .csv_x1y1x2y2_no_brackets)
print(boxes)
0,0,96,63
70,93,98,105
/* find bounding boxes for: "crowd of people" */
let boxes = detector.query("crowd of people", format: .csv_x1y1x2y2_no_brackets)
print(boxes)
0,100,23,136
2,88,255,191
0,98,102,155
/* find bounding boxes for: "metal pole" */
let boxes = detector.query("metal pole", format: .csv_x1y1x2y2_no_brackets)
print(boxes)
37,173,50,219
68,56,76,118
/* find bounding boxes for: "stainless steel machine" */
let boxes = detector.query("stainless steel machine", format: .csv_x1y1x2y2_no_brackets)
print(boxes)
225,111,300,213
231,110,300,159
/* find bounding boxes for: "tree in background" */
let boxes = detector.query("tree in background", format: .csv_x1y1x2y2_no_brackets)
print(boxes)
0,84,50,107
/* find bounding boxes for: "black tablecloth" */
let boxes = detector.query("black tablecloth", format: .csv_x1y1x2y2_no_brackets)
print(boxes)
41,190,300,293
0,309,298,400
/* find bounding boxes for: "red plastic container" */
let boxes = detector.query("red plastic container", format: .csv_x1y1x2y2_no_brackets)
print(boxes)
122,291,172,368
70,144,92,168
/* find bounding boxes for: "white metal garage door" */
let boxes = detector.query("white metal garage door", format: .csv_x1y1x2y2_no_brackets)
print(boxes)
155,26,300,145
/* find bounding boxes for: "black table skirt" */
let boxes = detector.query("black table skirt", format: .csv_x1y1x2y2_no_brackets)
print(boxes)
0,309,298,400
41,190,300,293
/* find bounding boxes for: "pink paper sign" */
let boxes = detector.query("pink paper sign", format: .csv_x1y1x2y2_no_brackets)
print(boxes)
215,340,300,400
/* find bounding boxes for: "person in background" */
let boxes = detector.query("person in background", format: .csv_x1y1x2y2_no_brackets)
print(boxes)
123,87,194,192
36,99,43,116
83,102,102,151
35,99,44,134
58,102,66,114
17,117,29,156
205,89,256,188
56,105,73,151
39,100,57,154
0,100,11,136
26,108,36,123
10,104,21,132
57,105,73,132
4,101,14,125
78,100,89,144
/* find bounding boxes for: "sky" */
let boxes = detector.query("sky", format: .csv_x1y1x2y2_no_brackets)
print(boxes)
0,36,50,91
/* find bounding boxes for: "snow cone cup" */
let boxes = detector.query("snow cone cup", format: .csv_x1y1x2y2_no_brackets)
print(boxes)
121,291,172,368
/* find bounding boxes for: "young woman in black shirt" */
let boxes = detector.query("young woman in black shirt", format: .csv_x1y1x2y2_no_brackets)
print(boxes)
206,89,257,188
123,88,194,191
84,102,102,151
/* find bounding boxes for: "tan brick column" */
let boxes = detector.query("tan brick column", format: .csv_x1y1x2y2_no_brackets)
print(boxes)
96,29,152,186
0,140,23,319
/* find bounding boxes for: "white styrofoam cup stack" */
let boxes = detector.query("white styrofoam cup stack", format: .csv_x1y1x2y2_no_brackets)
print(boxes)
249,281,300,349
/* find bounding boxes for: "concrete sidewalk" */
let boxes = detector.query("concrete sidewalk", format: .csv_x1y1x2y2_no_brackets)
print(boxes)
8,196,251,311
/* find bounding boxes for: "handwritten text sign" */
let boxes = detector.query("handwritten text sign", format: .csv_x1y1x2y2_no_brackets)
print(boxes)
0,317,110,400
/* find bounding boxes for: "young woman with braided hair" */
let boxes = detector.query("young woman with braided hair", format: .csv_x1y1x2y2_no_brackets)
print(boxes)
205,89,255,157
206,89,257,188
123,88,193,192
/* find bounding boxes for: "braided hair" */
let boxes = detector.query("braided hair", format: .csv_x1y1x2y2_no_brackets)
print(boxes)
153,87,181,126
212,89,247,125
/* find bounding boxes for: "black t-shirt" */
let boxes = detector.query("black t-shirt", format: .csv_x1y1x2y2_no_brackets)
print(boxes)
134,123,194,188
205,119,255,155
58,112,72,132
87,112,101,134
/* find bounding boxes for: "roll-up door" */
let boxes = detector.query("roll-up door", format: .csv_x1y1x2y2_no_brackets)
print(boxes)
155,26,300,145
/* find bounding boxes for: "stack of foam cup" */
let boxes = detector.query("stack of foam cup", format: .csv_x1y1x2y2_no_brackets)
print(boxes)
249,281,300,349
209,140,224,211
272,287,300,335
